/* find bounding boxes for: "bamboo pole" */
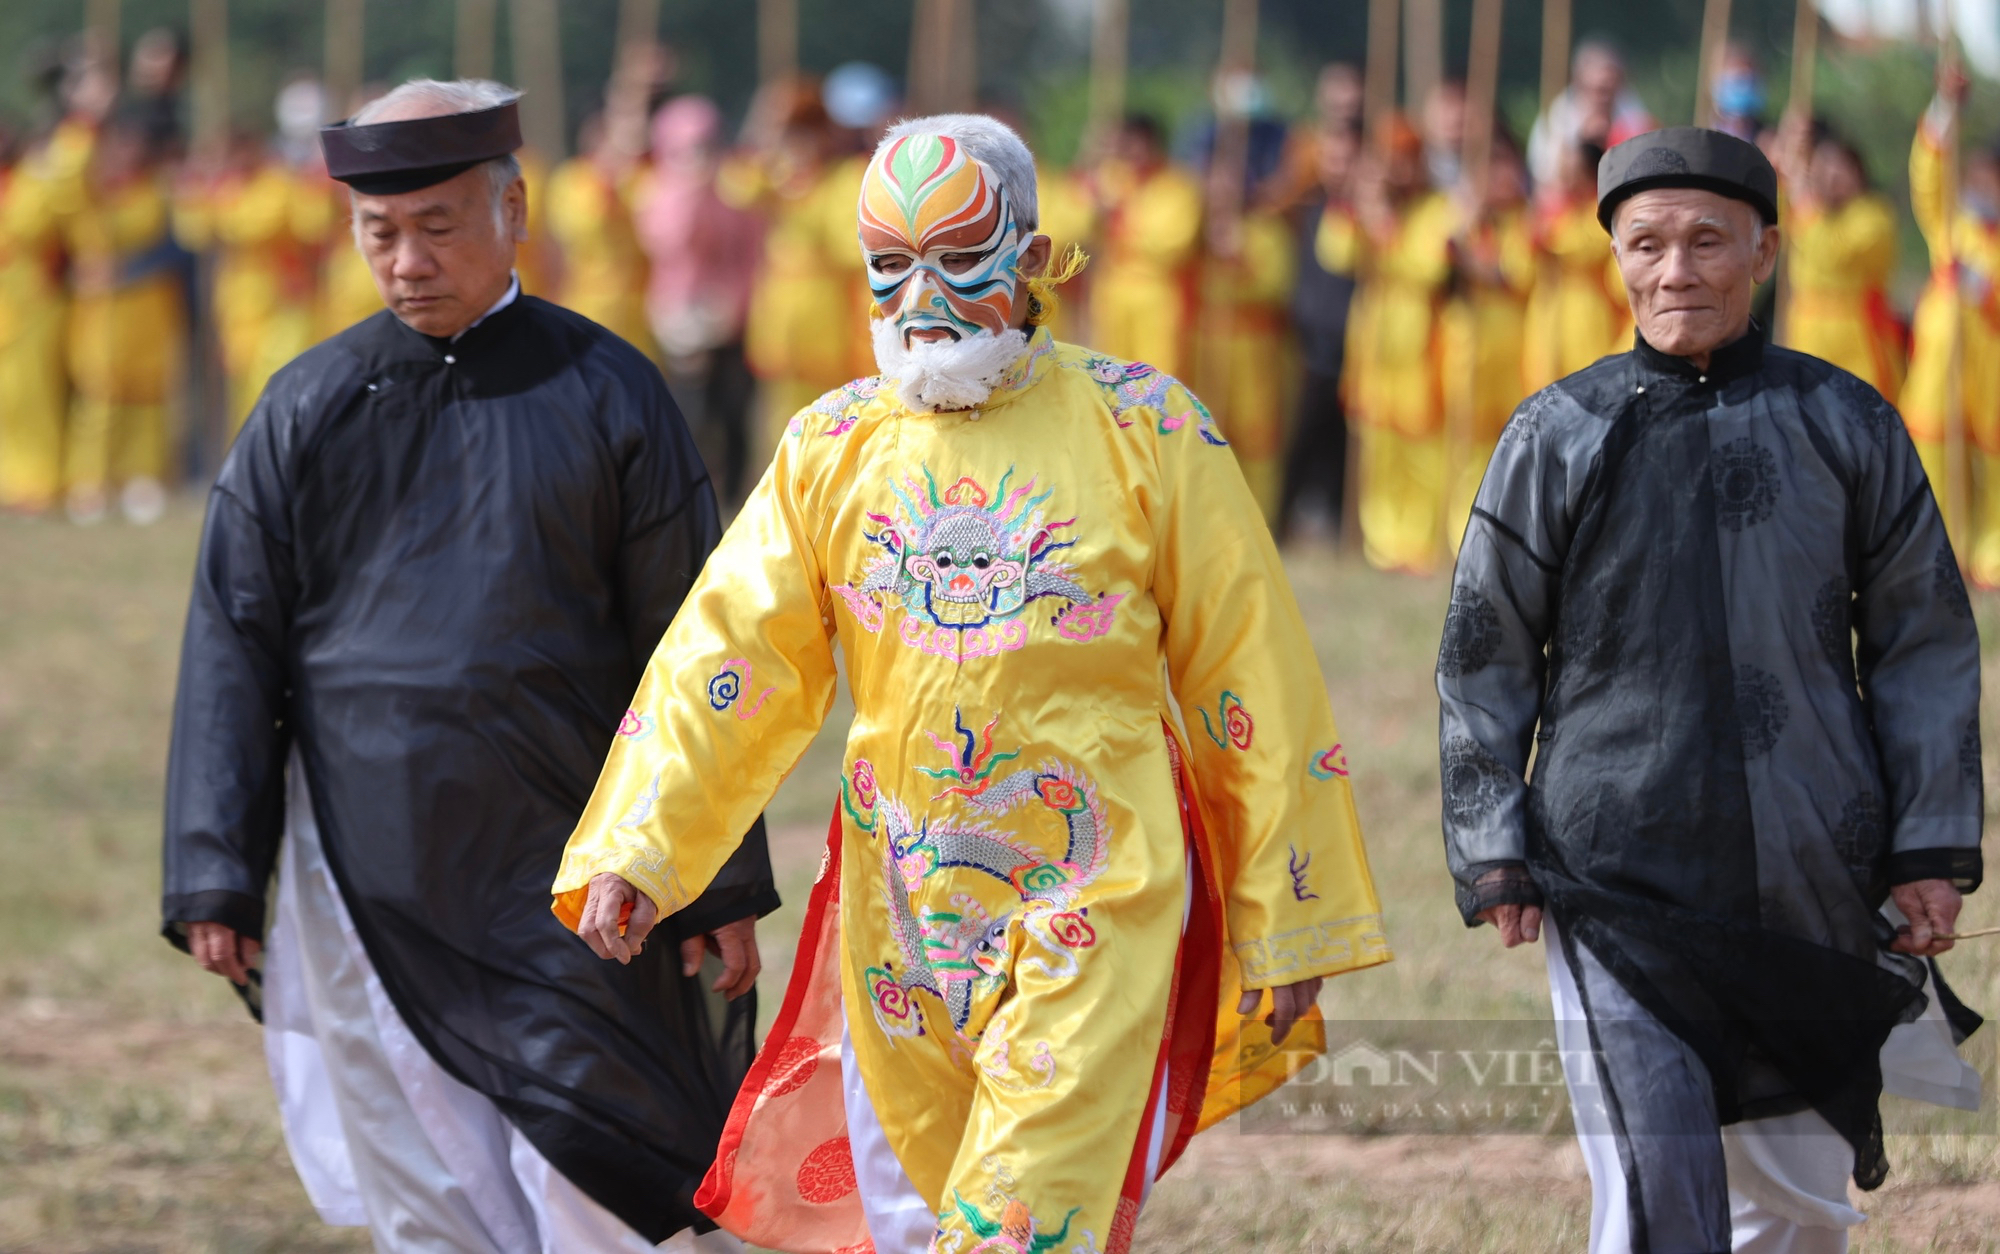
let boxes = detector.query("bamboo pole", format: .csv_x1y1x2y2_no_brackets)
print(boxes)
1365,0,1400,136
1444,0,1507,563
1539,0,1570,111
511,0,566,157
1403,0,1443,112
1693,0,1733,127
1083,0,1130,161
758,0,798,87
608,0,661,157
1941,25,1968,552
190,0,229,156
1786,0,1819,118
325,0,365,117
908,0,977,115
1201,0,1260,523
456,0,498,81
87,0,121,69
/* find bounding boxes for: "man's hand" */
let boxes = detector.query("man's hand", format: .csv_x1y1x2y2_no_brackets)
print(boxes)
187,921,262,986
1475,901,1544,947
577,872,660,964
1890,878,1963,957
1238,977,1324,1046
679,916,762,1001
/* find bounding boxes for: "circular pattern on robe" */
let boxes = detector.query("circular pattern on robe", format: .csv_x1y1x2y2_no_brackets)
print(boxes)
1558,583,1630,672
1711,439,1781,532
1501,386,1558,444
1735,665,1789,759
1825,371,1895,447
1935,544,1973,619
1439,589,1504,678
1810,576,1853,677
1832,791,1885,882
795,1136,858,1204
761,1036,821,1099
1962,716,1984,786
1443,737,1513,824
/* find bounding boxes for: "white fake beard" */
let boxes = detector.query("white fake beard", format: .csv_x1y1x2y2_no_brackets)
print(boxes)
870,319,1031,412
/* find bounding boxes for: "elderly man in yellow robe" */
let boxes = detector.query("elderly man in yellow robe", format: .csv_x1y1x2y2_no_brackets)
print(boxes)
1091,115,1204,377
553,113,1390,1254
1344,114,1457,572
1901,69,2000,581
1775,118,1906,400
0,136,70,513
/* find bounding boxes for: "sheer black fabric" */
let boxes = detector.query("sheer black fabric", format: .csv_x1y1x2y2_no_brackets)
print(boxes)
1439,330,1984,1188
162,297,779,1241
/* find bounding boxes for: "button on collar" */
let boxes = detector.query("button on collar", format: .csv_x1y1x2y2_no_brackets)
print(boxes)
444,354,457,365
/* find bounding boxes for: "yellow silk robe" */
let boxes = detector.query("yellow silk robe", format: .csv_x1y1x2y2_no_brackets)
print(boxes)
1195,207,1298,524
1343,191,1456,573
0,164,69,510
1091,162,1203,377
63,174,185,493
1522,198,1630,392
1902,122,2000,581
553,329,1389,1252
1781,192,1906,400
1440,206,1534,552
547,157,659,363
177,164,320,434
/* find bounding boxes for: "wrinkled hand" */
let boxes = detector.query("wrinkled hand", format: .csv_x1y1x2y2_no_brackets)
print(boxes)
578,872,660,964
679,916,762,1001
1890,878,1963,958
1238,977,1324,1046
1476,902,1544,947
186,921,262,986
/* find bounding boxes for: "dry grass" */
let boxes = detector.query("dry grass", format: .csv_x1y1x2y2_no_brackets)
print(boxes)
0,506,1992,1252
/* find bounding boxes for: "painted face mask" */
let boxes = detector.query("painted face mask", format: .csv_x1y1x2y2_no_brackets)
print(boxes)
859,133,1025,346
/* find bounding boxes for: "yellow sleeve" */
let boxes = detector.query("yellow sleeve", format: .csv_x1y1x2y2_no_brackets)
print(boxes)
543,163,593,252
1146,378,1390,987
1911,111,1951,265
1382,195,1456,290
1131,171,1205,269
1496,213,1537,298
172,185,216,252
1240,211,1297,305
217,172,296,248
1314,206,1359,275
551,424,840,927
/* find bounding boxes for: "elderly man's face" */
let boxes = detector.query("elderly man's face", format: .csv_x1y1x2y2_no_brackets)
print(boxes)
353,166,525,338
1612,188,1778,365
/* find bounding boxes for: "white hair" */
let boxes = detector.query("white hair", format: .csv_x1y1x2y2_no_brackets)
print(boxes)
348,77,523,236
878,113,1040,233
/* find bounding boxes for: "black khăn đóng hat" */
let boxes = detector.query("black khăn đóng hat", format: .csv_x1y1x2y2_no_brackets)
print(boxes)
1596,126,1779,232
321,97,523,196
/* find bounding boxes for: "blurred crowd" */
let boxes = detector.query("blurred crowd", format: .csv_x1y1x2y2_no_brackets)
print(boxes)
1,31,1995,582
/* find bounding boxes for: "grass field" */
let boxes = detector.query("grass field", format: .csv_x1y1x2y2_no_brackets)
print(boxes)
0,502,1995,1253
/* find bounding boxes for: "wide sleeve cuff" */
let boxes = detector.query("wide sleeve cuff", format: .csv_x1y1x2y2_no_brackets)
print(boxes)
161,888,267,948
1886,847,1983,892
1455,861,1545,926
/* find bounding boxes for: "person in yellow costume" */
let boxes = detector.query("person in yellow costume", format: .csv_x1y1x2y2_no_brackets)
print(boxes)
1522,135,1631,392
0,136,71,512
727,83,870,467
177,136,321,434
1440,135,1534,551
62,113,187,525
1031,162,1097,342
1196,174,1297,524
547,113,659,362
1091,115,1204,377
553,114,1390,1254
1901,70,2000,581
1343,114,1457,573
1774,118,1906,399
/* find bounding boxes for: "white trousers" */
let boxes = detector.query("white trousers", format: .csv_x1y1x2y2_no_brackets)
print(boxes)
262,759,740,1254
1545,916,1861,1254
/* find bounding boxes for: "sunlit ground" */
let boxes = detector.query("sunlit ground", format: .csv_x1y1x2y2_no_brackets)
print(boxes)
0,503,1993,1252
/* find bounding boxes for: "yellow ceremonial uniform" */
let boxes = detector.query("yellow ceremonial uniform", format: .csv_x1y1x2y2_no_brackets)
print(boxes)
1522,197,1631,392
732,154,870,463
1441,205,1534,550
1091,162,1204,377
1343,191,1457,572
1902,118,2000,580
1033,165,1098,342
554,330,1388,1253
178,163,320,433
294,178,384,337
0,163,70,510
547,156,658,362
1196,207,1298,523
1783,192,1906,400
62,173,185,497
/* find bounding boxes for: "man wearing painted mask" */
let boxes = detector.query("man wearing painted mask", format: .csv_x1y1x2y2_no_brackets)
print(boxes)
162,78,771,1251
555,113,1391,1253
1439,126,1983,1254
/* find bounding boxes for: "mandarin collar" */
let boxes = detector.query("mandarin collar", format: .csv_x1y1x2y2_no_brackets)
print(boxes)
1633,322,1765,387
404,278,527,360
